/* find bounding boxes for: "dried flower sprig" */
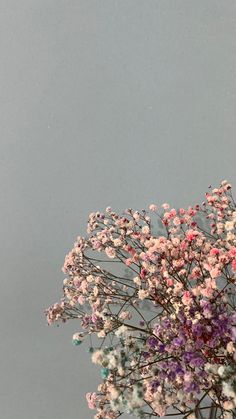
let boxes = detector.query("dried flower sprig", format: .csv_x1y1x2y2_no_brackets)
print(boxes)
45,180,236,419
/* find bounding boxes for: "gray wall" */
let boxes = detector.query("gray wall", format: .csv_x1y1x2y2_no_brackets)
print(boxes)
1,1,236,418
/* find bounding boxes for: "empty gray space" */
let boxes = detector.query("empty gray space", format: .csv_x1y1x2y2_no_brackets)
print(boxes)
0,1,236,418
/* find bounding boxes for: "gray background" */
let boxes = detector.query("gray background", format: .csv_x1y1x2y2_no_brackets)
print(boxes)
1,1,236,418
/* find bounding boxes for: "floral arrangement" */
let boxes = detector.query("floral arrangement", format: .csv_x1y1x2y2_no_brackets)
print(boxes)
45,180,236,419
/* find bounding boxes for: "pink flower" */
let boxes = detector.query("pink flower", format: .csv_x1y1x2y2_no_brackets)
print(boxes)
190,267,201,280
210,248,220,256
162,203,170,210
182,291,192,305
229,247,236,257
166,278,174,286
125,258,132,266
149,204,158,212
232,259,236,272
105,247,116,259
205,277,216,289
173,217,181,226
142,226,150,234
140,267,148,278
77,295,85,305
203,263,211,272
170,208,177,217
192,285,201,296
86,392,97,409
201,287,214,298
81,280,88,293
210,267,221,279
186,229,199,242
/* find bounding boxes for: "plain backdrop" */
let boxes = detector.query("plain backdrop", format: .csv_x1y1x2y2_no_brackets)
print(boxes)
0,1,236,418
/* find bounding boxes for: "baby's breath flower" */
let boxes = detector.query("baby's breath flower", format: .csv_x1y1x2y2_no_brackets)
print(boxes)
46,179,236,419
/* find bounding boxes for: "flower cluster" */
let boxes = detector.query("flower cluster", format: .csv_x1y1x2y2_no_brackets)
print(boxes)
45,180,236,418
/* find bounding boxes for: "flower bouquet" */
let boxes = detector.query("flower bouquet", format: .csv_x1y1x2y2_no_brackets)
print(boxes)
45,180,236,419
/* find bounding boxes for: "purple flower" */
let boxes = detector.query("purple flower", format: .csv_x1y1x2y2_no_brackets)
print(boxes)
183,352,196,363
151,380,160,390
185,382,200,393
189,307,196,318
175,365,184,375
232,312,236,323
195,339,204,350
158,344,166,353
190,357,205,368
192,323,203,337
147,337,158,348
162,318,171,328
142,351,150,360
159,370,167,380
231,326,236,341
173,336,185,347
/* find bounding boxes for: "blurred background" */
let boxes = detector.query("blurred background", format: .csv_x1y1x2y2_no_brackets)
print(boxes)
0,1,236,418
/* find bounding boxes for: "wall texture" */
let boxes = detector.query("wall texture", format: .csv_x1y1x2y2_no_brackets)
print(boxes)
0,1,236,418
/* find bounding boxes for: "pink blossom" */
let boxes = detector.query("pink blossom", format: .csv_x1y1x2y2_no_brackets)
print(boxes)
182,290,192,305
77,295,85,305
166,278,174,286
229,247,236,257
210,267,221,279
210,248,220,256
125,258,132,266
162,203,170,210
205,277,216,289
170,208,177,217
105,247,116,258
186,229,199,242
232,259,236,272
86,392,97,409
173,217,181,226
149,204,158,212
201,286,214,298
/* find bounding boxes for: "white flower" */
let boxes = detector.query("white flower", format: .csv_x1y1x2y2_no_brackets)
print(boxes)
225,221,235,231
222,381,235,398
117,366,125,376
118,310,132,320
113,238,122,247
133,276,141,286
149,204,158,212
226,342,235,354
91,350,104,365
138,289,149,300
223,401,235,411
109,386,120,400
72,332,84,341
107,352,118,369
115,325,129,337
97,330,106,338
142,226,150,234
63,278,70,285
204,362,219,374
218,365,225,377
